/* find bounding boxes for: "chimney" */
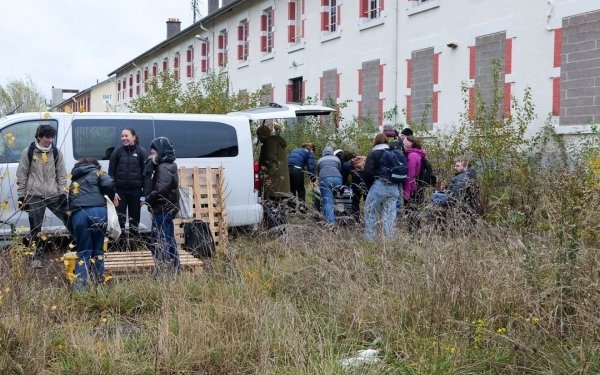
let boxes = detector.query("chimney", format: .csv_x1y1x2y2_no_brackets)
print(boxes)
166,18,181,39
208,0,219,15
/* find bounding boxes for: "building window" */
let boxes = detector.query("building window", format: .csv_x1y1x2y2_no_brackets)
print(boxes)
287,76,303,103
174,52,180,81
163,57,169,72
218,29,228,67
288,0,304,45
200,41,210,73
321,0,340,33
152,63,158,77
360,0,382,19
186,46,194,78
129,74,133,87
136,70,141,95
261,7,274,53
237,19,249,62
144,67,149,91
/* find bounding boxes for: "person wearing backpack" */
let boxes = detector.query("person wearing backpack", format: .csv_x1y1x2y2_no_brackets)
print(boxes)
402,135,427,233
362,133,407,241
108,128,149,249
68,157,115,290
16,124,70,268
287,142,316,210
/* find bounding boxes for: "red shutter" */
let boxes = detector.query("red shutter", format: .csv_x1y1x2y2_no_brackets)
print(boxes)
237,44,243,60
504,83,511,117
505,38,512,74
218,52,224,66
286,84,293,102
381,0,385,11
237,25,243,41
321,12,328,31
187,49,192,62
261,14,267,31
321,0,329,5
288,25,295,43
406,59,412,88
288,1,295,20
261,36,267,52
553,28,562,68
117,82,121,91
360,0,368,18
186,65,192,77
552,77,560,116
406,95,411,122
432,91,439,123
358,69,363,95
218,34,224,49
469,46,476,79
433,53,440,85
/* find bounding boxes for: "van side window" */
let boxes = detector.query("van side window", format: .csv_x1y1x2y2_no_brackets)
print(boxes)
0,120,58,163
72,119,154,160
154,120,238,158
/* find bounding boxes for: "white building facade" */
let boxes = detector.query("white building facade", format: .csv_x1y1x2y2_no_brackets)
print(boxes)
109,0,600,135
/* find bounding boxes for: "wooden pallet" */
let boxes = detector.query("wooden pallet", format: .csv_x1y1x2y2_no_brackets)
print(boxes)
104,250,204,274
175,167,228,253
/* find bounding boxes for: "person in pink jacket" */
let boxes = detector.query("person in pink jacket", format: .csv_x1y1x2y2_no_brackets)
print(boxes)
402,135,427,233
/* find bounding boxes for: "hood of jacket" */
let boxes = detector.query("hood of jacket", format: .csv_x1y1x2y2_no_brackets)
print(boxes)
150,137,176,163
406,148,427,158
322,146,334,156
71,163,99,181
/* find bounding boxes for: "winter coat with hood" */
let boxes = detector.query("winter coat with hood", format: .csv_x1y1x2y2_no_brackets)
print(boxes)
68,163,115,213
363,143,390,189
287,147,315,174
258,127,290,198
143,137,180,214
447,169,476,201
16,142,68,199
108,144,150,195
402,148,427,201
316,146,342,179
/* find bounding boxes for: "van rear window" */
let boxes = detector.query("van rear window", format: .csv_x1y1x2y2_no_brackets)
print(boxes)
154,120,238,158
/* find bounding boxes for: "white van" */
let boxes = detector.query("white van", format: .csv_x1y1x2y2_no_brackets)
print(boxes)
0,104,332,244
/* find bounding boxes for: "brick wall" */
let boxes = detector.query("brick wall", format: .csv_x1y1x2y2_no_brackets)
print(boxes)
361,59,381,127
322,69,338,105
560,10,600,126
474,31,506,117
410,47,434,128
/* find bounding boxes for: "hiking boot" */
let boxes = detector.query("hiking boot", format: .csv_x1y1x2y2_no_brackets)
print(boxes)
31,259,42,269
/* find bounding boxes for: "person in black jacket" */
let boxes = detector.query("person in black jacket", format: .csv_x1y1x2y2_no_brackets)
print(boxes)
108,128,149,248
143,137,180,272
68,157,115,290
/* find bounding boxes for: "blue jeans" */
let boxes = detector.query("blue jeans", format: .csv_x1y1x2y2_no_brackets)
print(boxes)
364,179,400,241
71,206,107,290
319,176,343,223
149,212,180,271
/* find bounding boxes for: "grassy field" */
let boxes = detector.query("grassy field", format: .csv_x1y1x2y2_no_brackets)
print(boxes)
1,217,598,374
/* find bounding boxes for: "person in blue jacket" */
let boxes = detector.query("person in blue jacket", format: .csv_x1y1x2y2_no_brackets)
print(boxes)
287,142,316,207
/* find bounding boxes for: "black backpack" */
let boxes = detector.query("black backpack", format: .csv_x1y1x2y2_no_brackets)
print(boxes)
418,157,437,187
378,149,408,184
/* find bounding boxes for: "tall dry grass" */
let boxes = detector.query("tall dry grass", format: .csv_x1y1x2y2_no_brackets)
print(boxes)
1,219,598,374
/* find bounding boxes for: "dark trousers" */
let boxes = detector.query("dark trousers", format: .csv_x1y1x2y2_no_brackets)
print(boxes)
289,167,306,202
25,195,69,254
116,192,141,236
149,212,180,271
350,183,368,222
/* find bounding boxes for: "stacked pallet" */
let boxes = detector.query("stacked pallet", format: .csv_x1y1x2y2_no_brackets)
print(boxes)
103,250,204,274
174,166,228,253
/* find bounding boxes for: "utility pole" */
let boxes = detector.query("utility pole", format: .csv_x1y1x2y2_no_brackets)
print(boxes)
191,0,202,23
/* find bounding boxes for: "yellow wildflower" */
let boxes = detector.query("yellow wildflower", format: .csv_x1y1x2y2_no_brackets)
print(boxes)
51,305,57,310
1,200,8,211
496,327,507,334
531,316,540,324
103,274,113,283
57,344,64,350
101,317,107,323
4,287,10,293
